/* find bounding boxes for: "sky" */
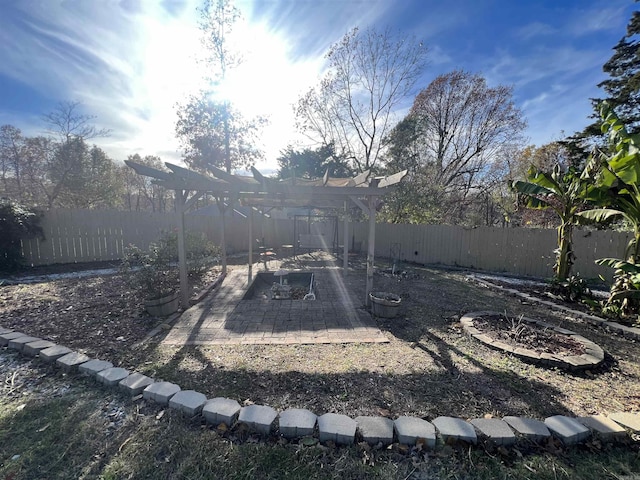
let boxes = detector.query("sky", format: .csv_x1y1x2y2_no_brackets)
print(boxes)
0,0,635,175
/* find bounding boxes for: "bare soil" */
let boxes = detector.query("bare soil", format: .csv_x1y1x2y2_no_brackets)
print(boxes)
1,257,639,421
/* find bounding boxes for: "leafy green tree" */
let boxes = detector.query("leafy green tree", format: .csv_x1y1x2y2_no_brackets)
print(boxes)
569,8,640,152
513,165,588,280
175,94,265,174
175,0,266,174
275,144,354,180
0,199,43,272
48,138,122,209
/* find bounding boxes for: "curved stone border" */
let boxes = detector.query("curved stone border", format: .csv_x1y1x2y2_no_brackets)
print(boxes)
460,311,605,371
1,326,639,453
468,275,640,341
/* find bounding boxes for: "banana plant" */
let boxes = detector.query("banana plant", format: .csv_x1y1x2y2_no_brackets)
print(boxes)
577,102,640,317
578,102,640,263
512,164,588,281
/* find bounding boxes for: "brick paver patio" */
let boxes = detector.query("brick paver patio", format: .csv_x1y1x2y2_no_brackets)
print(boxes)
162,257,389,345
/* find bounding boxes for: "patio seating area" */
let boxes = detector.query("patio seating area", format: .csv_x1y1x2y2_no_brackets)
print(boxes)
161,253,389,345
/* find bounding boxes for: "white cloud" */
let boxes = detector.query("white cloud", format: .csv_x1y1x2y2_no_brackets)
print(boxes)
515,21,556,40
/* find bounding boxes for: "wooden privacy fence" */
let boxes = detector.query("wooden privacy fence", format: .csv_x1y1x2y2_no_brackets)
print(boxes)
20,209,633,280
351,223,632,280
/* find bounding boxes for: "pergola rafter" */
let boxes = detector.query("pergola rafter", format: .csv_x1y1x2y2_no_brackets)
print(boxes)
125,160,406,308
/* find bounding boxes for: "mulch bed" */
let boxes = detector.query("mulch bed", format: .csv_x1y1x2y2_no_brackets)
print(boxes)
472,313,586,356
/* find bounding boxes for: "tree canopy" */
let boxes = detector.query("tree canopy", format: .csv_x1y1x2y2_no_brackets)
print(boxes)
295,27,427,173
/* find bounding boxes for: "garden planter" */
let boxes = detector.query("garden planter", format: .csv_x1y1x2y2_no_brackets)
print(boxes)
369,291,401,318
144,291,180,316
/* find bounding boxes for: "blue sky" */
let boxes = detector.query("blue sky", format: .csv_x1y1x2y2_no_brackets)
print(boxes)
0,0,635,173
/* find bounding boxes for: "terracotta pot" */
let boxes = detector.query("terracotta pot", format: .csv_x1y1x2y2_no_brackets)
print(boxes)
144,291,180,316
369,291,401,318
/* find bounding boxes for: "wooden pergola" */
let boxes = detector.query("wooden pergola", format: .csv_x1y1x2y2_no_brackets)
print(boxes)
125,160,406,308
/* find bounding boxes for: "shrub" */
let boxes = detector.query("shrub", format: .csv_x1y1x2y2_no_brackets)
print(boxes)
0,199,43,273
120,230,219,300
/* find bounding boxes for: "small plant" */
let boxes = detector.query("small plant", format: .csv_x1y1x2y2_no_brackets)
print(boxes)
120,231,220,300
508,313,528,341
550,273,594,303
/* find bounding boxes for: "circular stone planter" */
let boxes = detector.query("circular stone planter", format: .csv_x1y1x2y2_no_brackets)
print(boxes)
369,292,401,318
144,291,180,317
460,311,605,371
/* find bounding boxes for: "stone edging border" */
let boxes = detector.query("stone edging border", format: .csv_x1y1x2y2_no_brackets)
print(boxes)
468,275,640,341
460,311,605,371
1,326,639,452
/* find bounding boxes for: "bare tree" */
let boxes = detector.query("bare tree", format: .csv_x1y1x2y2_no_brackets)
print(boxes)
43,100,111,143
296,27,427,172
410,70,526,198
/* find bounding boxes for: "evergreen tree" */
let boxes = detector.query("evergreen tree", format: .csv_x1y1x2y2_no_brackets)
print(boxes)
599,9,640,132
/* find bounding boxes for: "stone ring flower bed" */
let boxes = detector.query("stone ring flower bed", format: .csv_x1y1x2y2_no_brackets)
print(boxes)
460,311,605,371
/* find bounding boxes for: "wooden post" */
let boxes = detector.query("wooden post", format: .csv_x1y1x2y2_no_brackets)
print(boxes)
216,197,228,275
343,201,349,276
365,195,377,307
248,207,253,284
176,191,189,309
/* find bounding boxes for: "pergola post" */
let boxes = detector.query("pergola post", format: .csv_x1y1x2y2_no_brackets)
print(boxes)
248,207,254,284
365,195,377,307
176,191,190,309
216,197,228,275
343,201,349,276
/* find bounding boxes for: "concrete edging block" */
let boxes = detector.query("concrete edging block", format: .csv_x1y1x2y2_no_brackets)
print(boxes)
238,405,278,435
143,381,181,406
355,416,394,446
470,418,516,446
203,397,242,427
432,416,477,444
394,416,436,448
119,372,154,396
544,415,590,445
168,390,207,416
96,367,130,387
318,413,357,445
278,408,317,438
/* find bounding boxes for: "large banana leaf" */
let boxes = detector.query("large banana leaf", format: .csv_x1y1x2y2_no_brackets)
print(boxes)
577,208,623,223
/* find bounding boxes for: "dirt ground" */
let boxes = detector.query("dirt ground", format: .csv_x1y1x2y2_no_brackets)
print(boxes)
1,256,639,421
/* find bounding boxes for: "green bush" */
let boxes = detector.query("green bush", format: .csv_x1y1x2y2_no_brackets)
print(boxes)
0,199,43,273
